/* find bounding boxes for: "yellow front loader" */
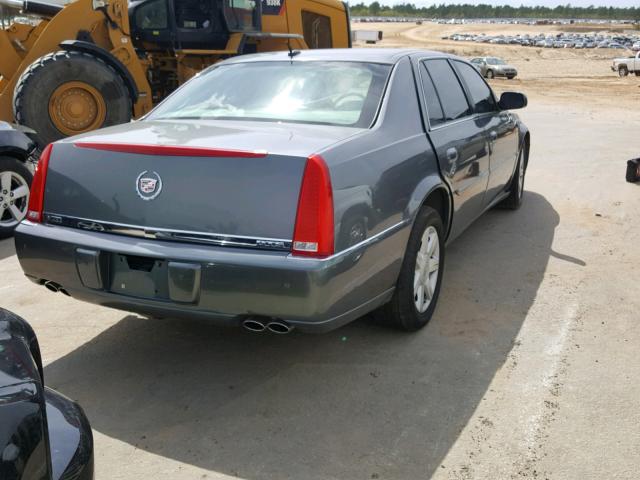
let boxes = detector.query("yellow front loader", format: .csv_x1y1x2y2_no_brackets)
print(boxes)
0,0,351,145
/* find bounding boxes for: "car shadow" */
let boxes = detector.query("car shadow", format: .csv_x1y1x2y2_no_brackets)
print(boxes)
44,192,562,480
0,237,16,262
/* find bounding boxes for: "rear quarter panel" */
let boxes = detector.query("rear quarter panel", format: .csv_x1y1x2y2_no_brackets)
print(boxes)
323,57,445,250
319,57,446,295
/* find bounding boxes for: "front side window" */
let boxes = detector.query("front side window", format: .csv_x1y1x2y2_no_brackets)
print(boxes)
424,59,471,122
302,11,332,49
148,61,391,127
454,61,497,114
135,0,168,30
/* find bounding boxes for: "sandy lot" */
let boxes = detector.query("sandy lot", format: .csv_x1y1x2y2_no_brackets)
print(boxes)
1,21,640,480
354,21,640,109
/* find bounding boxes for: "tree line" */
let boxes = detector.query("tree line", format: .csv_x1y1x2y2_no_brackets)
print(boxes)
350,3,640,21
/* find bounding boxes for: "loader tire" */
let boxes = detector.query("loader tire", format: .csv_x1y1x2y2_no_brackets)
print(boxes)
14,51,132,147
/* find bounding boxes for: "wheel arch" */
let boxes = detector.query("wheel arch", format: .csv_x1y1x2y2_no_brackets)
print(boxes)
59,40,139,103
519,126,531,169
0,126,36,163
0,148,29,163
421,186,452,239
406,175,453,241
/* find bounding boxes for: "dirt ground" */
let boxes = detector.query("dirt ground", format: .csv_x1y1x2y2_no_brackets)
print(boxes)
2,21,640,480
354,21,640,109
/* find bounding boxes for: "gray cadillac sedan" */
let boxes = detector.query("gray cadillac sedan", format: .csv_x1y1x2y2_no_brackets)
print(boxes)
15,48,529,333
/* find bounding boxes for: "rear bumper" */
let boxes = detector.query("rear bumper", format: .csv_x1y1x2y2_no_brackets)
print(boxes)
15,222,409,332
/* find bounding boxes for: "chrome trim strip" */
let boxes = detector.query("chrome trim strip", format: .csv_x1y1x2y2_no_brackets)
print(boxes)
290,219,411,263
43,213,292,251
42,213,410,260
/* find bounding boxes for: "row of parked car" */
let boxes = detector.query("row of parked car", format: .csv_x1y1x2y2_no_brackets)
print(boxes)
446,32,640,50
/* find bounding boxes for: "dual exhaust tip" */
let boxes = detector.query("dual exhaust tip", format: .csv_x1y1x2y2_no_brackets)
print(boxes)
43,280,70,296
43,280,289,333
243,318,293,334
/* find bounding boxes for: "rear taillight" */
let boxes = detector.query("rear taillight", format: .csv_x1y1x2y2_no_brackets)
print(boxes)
26,144,53,223
292,154,334,258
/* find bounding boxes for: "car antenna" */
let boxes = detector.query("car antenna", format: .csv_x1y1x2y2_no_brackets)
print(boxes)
287,39,301,60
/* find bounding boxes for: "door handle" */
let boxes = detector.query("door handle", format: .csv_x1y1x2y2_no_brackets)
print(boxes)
445,147,458,177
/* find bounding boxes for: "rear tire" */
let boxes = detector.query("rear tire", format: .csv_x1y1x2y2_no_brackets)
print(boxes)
618,66,629,77
0,157,32,239
500,149,526,210
486,70,495,79
14,51,132,147
374,207,445,332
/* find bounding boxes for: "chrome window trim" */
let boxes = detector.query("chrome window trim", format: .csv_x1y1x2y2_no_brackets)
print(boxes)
417,57,500,133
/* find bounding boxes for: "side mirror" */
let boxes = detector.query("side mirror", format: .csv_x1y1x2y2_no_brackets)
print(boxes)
499,92,528,110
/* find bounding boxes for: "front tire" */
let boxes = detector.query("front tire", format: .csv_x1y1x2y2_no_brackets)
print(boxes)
375,207,445,332
0,157,32,239
14,51,132,147
486,69,495,79
618,66,629,77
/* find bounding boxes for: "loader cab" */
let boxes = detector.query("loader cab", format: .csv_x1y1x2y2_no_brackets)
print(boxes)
129,0,261,51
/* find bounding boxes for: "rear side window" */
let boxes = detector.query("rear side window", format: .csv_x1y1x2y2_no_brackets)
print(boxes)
454,61,497,114
419,64,445,127
302,11,332,48
424,59,471,122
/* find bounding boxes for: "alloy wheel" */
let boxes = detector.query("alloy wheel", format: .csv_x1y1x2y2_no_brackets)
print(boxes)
414,225,440,313
0,170,30,228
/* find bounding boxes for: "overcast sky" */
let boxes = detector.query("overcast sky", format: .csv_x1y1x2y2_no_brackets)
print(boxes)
376,0,638,7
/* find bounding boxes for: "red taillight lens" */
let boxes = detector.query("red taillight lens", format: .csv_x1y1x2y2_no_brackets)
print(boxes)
26,144,53,223
292,154,334,258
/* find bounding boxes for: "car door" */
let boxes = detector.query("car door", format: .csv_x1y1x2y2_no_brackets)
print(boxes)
451,60,520,206
417,58,490,241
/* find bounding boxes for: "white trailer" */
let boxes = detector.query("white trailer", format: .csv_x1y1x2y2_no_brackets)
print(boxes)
351,30,383,44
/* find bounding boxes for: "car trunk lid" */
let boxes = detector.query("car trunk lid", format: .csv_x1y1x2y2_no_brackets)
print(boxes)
42,120,360,244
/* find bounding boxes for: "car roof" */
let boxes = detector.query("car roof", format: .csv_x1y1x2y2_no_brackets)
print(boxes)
219,48,450,66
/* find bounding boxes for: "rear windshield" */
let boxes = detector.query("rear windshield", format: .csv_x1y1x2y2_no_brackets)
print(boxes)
147,61,391,128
